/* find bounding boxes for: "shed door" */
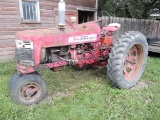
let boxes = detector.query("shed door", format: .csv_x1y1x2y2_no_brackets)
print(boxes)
78,10,94,24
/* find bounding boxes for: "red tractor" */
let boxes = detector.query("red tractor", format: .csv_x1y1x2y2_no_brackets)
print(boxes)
9,0,148,105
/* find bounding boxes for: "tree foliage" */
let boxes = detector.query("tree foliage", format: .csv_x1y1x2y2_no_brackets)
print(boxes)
98,0,160,19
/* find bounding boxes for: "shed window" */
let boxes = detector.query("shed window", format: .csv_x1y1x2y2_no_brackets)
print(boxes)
19,0,40,23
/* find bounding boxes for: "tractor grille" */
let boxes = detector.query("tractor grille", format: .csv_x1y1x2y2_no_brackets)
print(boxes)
15,48,34,66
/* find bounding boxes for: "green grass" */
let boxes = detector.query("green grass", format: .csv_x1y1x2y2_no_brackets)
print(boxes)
0,55,160,120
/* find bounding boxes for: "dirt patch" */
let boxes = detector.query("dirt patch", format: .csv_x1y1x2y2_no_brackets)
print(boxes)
132,80,149,90
42,83,82,104
42,95,54,104
53,91,74,98
42,91,74,104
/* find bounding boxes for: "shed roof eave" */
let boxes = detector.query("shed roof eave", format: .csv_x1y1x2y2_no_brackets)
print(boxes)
76,6,97,12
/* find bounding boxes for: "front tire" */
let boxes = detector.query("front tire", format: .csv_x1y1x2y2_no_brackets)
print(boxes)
9,72,22,92
107,31,148,88
10,73,47,105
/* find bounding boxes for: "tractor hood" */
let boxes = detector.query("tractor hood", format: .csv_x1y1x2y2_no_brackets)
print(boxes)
15,21,101,48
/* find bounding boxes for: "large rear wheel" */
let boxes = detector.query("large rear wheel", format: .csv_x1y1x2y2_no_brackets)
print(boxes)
107,31,148,88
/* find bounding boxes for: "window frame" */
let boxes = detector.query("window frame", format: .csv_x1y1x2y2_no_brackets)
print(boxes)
19,0,41,23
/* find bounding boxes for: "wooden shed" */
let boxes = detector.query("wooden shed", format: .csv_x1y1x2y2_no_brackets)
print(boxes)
0,0,97,61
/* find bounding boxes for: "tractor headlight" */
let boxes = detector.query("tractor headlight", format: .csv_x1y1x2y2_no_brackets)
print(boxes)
15,40,33,49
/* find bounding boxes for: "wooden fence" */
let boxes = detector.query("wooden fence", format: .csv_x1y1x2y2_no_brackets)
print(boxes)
108,17,160,42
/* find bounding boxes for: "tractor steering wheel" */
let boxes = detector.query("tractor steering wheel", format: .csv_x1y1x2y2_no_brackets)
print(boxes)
97,10,111,28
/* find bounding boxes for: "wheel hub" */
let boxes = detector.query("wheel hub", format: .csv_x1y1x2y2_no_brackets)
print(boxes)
20,83,41,102
123,44,144,82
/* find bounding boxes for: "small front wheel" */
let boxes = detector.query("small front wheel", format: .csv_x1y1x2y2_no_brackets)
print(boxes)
9,73,47,105
8,72,22,92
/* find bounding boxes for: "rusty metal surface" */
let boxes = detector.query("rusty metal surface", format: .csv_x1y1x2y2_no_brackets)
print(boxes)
19,83,41,103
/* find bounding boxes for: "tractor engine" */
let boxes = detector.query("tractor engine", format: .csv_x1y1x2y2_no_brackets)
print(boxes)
44,42,110,69
47,46,70,63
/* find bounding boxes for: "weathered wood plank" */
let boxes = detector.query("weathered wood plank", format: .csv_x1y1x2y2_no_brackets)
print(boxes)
0,56,14,61
0,50,15,56
0,43,16,48
0,15,21,19
0,47,15,52
0,39,15,43
152,21,159,38
0,2,18,7
157,22,160,39
0,11,19,15
0,7,18,11
0,35,15,40
65,0,96,8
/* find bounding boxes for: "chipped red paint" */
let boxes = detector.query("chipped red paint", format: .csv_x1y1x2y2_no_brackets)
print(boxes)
46,61,68,68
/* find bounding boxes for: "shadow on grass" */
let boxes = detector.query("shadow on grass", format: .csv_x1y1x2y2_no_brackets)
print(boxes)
148,52,160,58
39,66,111,98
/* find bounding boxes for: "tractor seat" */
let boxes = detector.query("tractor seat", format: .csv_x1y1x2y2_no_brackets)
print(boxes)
102,23,121,32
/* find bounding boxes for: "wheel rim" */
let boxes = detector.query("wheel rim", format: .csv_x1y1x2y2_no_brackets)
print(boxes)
19,82,41,103
123,44,144,82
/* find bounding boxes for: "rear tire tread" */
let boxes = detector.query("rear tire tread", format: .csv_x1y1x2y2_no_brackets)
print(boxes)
107,31,148,88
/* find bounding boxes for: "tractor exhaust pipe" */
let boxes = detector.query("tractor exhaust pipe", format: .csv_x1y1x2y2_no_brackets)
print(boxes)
58,0,66,29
